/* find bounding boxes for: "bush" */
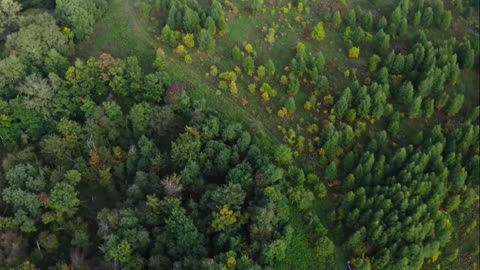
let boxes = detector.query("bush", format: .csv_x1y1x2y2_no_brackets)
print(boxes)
184,54,192,64
275,144,293,164
182,33,195,48
369,54,381,72
174,44,186,55
312,22,326,41
244,43,254,54
348,47,360,59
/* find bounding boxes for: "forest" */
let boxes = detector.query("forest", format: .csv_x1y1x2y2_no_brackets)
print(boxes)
0,0,479,269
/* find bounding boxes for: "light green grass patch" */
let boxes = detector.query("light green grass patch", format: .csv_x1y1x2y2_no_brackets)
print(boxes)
76,0,155,69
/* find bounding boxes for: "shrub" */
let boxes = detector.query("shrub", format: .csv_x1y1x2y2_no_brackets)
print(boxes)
277,107,288,118
232,46,242,61
182,33,195,48
210,65,218,76
244,43,254,54
184,54,192,64
229,81,238,95
312,22,326,41
174,44,187,55
264,28,276,44
275,144,293,164
248,83,256,93
257,65,266,78
369,54,381,72
348,47,360,59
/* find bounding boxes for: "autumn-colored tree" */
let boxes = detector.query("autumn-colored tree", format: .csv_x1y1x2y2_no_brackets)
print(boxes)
182,33,195,48
348,47,360,59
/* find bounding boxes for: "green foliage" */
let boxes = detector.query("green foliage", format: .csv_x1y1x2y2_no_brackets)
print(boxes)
153,48,165,70
263,239,287,265
457,40,475,69
265,28,275,44
47,182,80,224
287,77,300,96
374,29,390,55
285,97,296,114
183,8,200,32
55,0,108,40
128,102,153,136
423,7,434,26
333,11,342,28
242,56,255,76
447,94,464,116
0,56,27,97
1,1,479,270
171,131,201,167
266,59,276,76
275,144,293,164
439,10,452,30
250,0,264,12
198,29,215,52
288,186,314,211
311,22,325,41
324,161,337,180
5,13,72,68
0,0,22,40
232,46,242,61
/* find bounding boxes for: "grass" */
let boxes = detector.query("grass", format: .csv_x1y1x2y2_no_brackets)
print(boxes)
228,17,252,43
77,0,284,142
163,55,283,143
459,70,480,111
276,209,319,270
277,204,347,270
76,0,364,145
424,204,480,270
76,0,155,69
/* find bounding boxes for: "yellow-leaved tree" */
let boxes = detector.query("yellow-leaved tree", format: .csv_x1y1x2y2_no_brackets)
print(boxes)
349,47,360,59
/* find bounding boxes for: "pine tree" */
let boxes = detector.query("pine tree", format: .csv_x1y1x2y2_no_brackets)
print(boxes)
333,11,342,28
183,8,200,33
439,11,452,30
374,30,390,55
312,22,326,41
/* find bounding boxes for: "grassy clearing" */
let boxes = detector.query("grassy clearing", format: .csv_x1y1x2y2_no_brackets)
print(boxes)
276,209,318,270
77,0,367,145
459,70,480,111
163,56,283,143
76,0,284,141
76,0,155,69
276,204,347,270
424,204,480,270
228,17,252,43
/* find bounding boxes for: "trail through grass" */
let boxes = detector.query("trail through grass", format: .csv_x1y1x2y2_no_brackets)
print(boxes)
76,0,155,68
